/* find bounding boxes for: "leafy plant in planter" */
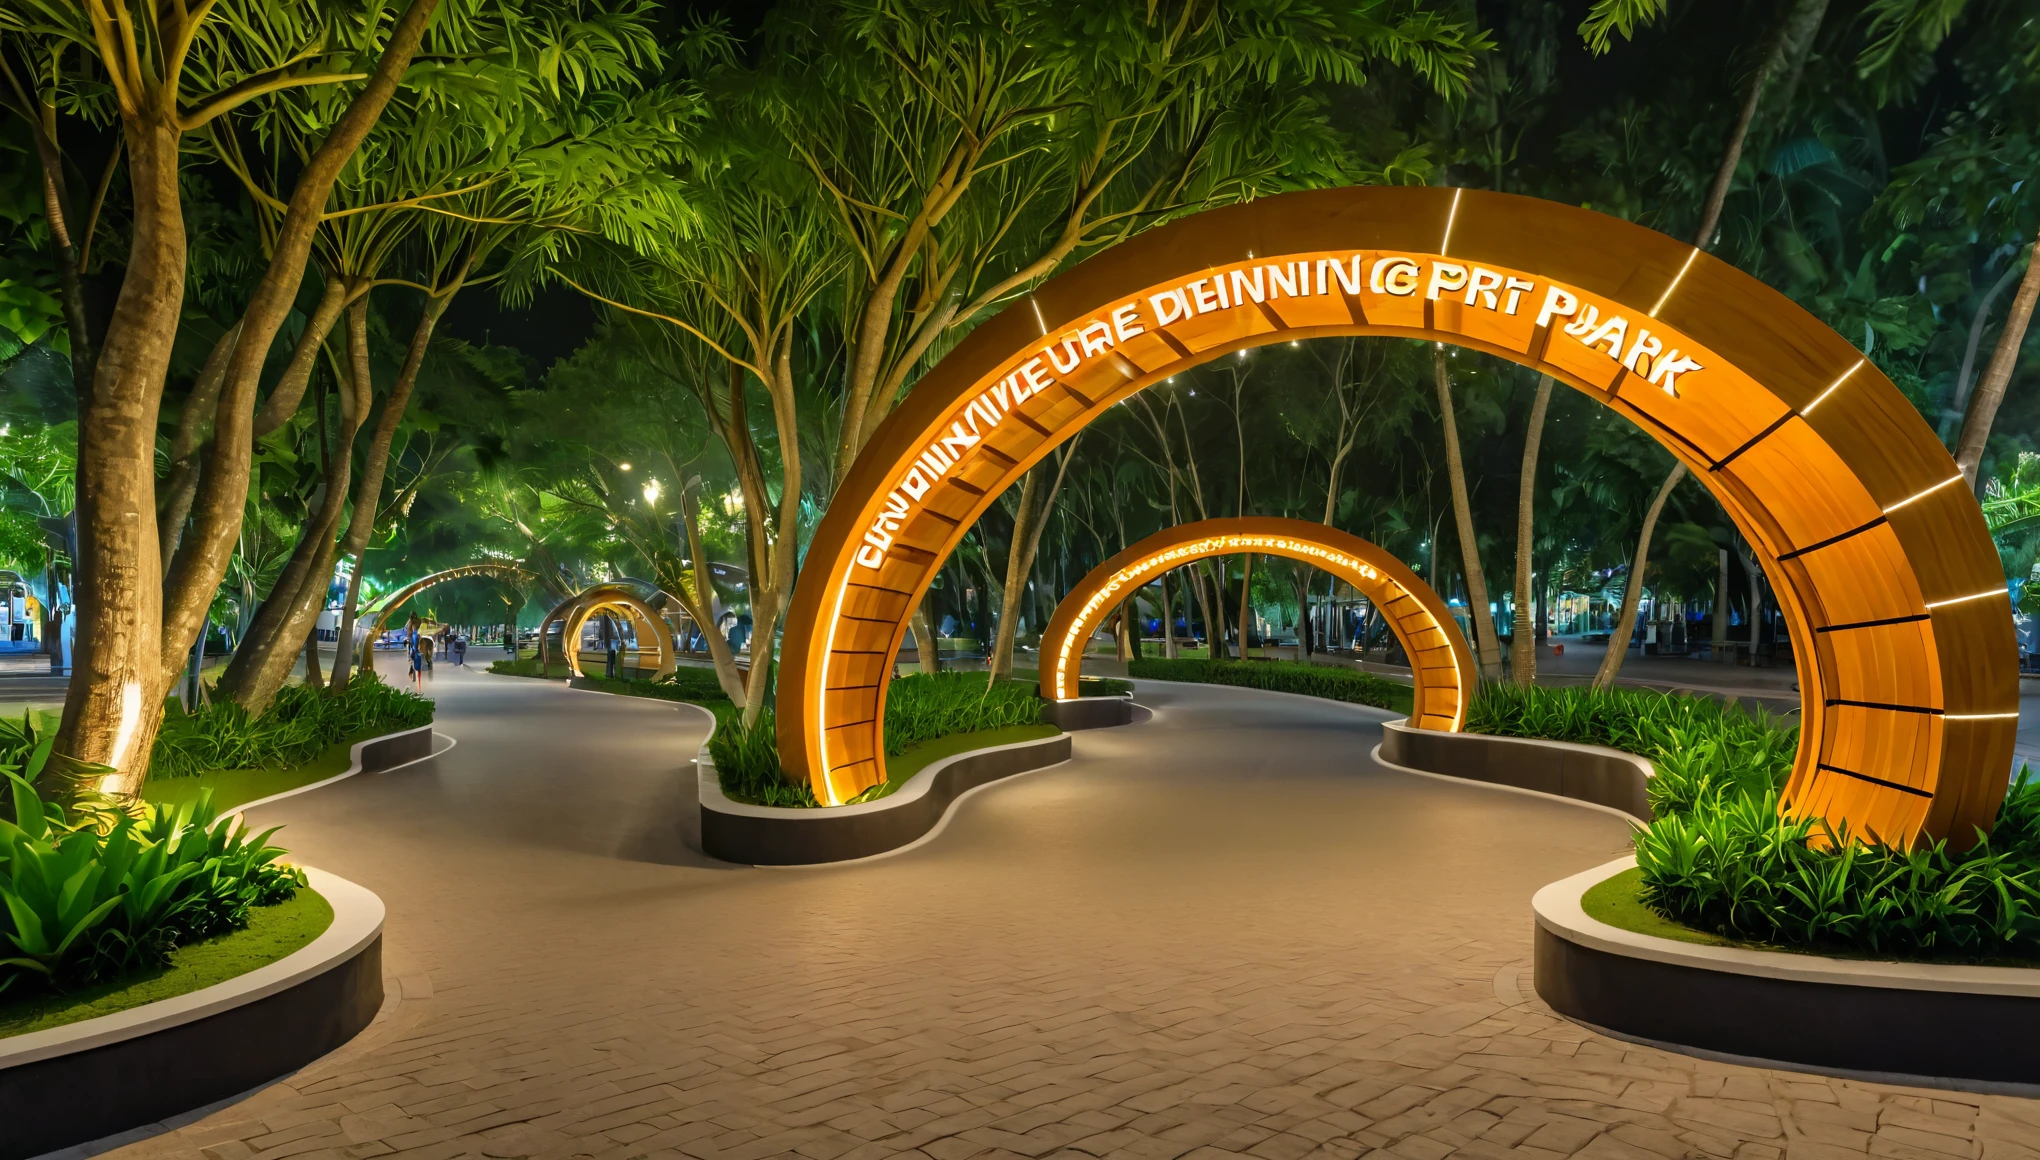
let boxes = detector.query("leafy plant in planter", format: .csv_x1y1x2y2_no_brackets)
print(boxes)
152,673,433,779
1,736,302,993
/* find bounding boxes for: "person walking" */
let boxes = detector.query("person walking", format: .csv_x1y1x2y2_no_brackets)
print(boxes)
421,633,436,681
408,632,425,693
453,634,467,666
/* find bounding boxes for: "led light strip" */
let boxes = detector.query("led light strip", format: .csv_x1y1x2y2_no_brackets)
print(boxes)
1883,473,1964,515
1944,711,2021,721
1925,588,2007,610
1799,358,1865,416
1439,188,1463,256
1649,247,1701,318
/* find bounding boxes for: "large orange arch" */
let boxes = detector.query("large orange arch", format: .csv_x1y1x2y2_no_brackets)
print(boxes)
357,563,533,676
779,186,2017,845
1041,518,1476,731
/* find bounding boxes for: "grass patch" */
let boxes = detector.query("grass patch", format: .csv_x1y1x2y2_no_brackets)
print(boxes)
1580,867,1733,947
861,723,1063,799
1126,657,1414,715
0,889,333,1040
142,734,363,813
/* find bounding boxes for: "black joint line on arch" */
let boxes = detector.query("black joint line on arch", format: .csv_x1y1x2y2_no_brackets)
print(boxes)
1819,762,1935,799
1711,408,1796,474
1777,516,1888,562
1815,613,1931,634
1825,698,1943,716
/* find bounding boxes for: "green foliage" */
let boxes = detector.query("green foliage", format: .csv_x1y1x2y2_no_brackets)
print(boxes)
1466,683,1794,816
0,776,303,994
883,673,1043,756
707,711,817,809
1127,658,1409,712
1634,777,2040,958
151,675,434,780
1473,684,2040,959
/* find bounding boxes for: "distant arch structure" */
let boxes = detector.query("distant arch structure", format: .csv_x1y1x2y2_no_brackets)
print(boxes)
1041,518,1474,731
779,185,2017,847
358,563,534,675
538,581,683,680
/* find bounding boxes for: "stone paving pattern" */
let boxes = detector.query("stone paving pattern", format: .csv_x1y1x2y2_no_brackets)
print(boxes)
104,667,2040,1160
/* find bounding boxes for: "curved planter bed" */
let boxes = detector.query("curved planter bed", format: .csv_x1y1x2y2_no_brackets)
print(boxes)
1535,858,2040,1087
0,869,385,1159
701,733,1074,865
1378,719,1653,821
1041,695,1134,730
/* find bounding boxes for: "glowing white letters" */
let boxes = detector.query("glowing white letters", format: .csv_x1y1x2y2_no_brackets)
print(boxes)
856,251,1710,571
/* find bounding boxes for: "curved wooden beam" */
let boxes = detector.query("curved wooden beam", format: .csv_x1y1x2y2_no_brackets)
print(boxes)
778,186,2016,847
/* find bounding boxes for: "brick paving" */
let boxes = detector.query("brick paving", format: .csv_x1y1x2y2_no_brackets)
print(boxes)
98,664,2040,1160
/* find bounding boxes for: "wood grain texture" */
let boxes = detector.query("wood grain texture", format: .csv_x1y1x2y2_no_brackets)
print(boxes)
779,186,2015,841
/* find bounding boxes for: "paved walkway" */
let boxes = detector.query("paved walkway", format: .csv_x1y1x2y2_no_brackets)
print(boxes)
95,662,2040,1160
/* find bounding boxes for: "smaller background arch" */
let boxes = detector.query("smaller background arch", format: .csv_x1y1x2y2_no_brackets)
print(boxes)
560,588,677,680
1041,518,1476,732
358,564,534,676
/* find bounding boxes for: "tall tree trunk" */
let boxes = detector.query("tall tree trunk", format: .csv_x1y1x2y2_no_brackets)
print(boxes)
331,287,458,693
54,114,185,797
989,452,1075,679
670,482,747,703
156,0,441,705
1511,375,1554,686
1713,548,1731,663
1739,543,1762,661
303,623,325,690
909,599,943,675
1593,465,1687,689
1690,0,1825,249
1955,244,2040,487
1236,554,1254,659
1292,568,1313,660
989,469,1052,680
1434,347,1503,679
216,295,372,712
1161,570,1179,659
1940,260,2024,441
156,323,241,570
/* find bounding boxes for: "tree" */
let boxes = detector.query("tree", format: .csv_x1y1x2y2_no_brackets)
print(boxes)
1433,345,1501,679
1509,374,1553,685
1593,464,1686,689
13,0,445,797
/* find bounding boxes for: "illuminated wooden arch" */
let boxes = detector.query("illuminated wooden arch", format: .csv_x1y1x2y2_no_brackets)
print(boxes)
780,186,2016,845
1042,518,1475,730
559,587,678,681
358,563,534,675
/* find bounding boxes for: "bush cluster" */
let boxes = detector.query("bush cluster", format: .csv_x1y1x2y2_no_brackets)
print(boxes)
1,719,302,994
1466,683,1794,815
151,675,434,779
708,710,818,809
1127,657,1408,711
1469,683,2040,959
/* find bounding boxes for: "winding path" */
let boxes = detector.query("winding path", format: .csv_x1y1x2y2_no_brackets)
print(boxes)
104,663,2040,1160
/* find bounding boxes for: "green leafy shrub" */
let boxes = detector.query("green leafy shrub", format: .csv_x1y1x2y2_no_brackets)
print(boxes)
489,656,572,678
0,755,302,994
1633,777,2040,958
883,673,1043,755
1127,657,1409,711
1472,683,2040,959
151,674,433,780
708,710,817,808
707,673,1064,808
650,667,734,702
1466,683,1794,815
